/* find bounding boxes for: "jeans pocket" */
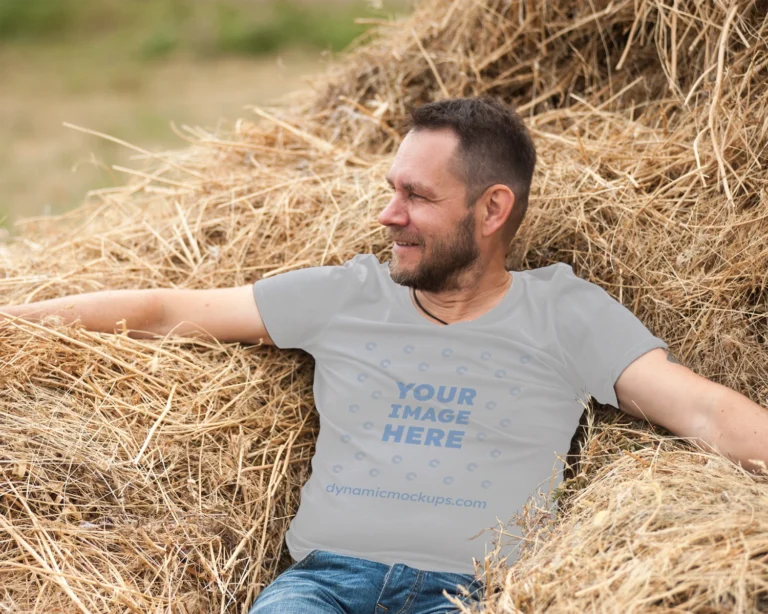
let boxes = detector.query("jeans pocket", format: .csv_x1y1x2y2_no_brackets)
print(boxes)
285,549,321,572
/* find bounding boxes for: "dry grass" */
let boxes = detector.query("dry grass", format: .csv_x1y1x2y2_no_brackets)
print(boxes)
1,0,767,611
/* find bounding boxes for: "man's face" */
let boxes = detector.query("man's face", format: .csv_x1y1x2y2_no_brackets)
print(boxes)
379,128,480,293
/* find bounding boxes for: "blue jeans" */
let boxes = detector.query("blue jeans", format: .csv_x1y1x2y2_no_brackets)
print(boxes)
249,549,485,613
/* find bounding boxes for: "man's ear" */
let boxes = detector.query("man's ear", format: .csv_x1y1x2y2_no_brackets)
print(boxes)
480,185,515,238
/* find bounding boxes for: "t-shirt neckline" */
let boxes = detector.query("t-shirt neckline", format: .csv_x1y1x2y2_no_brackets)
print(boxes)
388,267,523,329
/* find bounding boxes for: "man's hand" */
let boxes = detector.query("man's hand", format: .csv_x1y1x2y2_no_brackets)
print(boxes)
615,348,768,473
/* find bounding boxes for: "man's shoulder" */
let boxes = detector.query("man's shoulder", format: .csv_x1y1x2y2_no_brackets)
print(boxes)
326,253,392,297
520,261,572,283
519,262,607,304
342,253,384,269
336,253,388,281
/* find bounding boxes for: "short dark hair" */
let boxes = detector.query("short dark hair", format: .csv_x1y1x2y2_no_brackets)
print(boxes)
409,97,536,244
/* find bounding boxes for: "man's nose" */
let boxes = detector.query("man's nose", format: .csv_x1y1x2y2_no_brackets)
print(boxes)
378,194,408,227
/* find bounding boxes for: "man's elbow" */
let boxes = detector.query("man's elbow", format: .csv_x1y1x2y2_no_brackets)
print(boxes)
125,290,167,339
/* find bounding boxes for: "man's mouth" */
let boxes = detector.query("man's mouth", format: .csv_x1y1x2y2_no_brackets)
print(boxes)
393,240,421,255
393,237,420,246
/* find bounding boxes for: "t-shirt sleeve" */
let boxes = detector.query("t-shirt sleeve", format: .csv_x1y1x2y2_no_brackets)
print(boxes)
552,263,668,407
252,254,374,352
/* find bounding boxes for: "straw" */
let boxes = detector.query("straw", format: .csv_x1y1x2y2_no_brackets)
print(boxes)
1,0,767,611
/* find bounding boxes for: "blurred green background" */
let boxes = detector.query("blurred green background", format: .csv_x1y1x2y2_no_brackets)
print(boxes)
0,0,408,229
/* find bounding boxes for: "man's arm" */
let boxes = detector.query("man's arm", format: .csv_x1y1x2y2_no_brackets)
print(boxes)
0,285,273,345
614,348,768,473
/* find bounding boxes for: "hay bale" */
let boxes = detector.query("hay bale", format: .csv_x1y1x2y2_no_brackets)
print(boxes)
1,0,767,611
462,413,768,612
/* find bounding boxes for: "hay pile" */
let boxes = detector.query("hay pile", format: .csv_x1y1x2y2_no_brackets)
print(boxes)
1,0,767,611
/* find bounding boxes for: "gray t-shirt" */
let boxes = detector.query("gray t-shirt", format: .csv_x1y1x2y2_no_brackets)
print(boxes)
253,254,667,574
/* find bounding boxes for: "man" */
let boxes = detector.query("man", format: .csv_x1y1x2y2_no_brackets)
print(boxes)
2,98,766,614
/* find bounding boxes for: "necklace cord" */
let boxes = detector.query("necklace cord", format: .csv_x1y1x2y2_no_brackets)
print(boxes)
412,289,449,325
411,274,513,327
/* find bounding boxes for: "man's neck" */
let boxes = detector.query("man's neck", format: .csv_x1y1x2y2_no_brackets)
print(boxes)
410,268,513,325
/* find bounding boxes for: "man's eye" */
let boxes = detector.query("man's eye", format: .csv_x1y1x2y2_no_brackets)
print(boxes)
409,192,425,201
